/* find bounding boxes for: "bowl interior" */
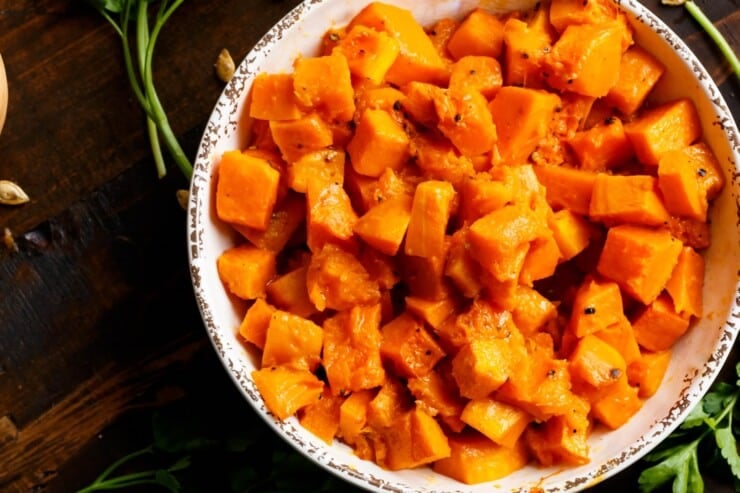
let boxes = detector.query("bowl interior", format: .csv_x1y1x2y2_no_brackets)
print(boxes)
188,1,740,491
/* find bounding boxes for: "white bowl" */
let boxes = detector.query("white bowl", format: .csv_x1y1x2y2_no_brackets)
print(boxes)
188,1,740,491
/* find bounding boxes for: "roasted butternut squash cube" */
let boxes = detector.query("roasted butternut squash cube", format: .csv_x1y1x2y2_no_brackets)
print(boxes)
334,25,400,84
293,52,355,122
665,246,704,318
434,88,497,157
461,398,531,448
502,17,552,88
489,86,560,166
445,229,484,298
520,234,561,285
350,2,448,86
298,388,343,444
380,313,446,378
354,195,412,256
459,173,512,223
512,285,557,336
405,296,458,330
323,306,386,395
548,209,591,261
400,245,451,301
569,334,627,389
448,55,503,99
339,389,375,444
262,310,323,371
239,298,276,350
627,349,671,398
544,21,626,97
307,243,380,311
534,165,596,216
597,225,682,304
405,180,456,259
400,81,439,127
235,192,306,252
348,109,409,177
249,73,303,121
570,279,624,338
624,99,702,166
252,366,324,420
594,315,641,366
216,244,276,300
407,370,466,422
216,150,281,230
452,338,513,399
373,407,451,470
306,183,358,253
549,0,620,32
270,113,333,163
591,377,642,429
687,142,725,201
658,146,709,221
265,266,317,319
434,432,529,484
568,117,633,170
590,174,670,227
632,294,690,351
605,45,665,116
524,409,590,466
468,204,542,282
287,148,345,194
447,9,505,60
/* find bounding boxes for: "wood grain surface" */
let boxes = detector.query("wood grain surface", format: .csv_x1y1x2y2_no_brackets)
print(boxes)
0,1,737,492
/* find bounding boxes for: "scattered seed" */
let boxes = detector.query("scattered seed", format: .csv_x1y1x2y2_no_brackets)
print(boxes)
176,189,189,211
3,227,17,252
214,48,236,83
0,180,29,206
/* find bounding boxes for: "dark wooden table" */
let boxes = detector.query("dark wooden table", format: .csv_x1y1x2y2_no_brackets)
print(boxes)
0,1,737,492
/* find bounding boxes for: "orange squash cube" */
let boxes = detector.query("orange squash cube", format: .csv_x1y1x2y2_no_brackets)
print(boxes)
262,310,323,371
216,150,281,230
605,45,665,116
293,52,355,122
407,370,466,423
624,99,702,166
591,377,642,429
434,88,497,157
216,244,276,300
502,17,552,88
568,117,633,170
489,86,560,166
590,174,670,227
307,243,379,311
520,234,561,285
627,349,672,398
461,398,531,448
238,298,276,350
287,148,345,194
569,334,627,389
548,209,591,261
632,294,690,351
235,192,305,252
434,433,529,484
534,165,597,216
323,305,386,395
270,113,333,163
405,180,456,259
597,225,682,304
380,313,446,378
447,9,505,60
445,229,484,298
347,109,409,177
570,279,624,338
354,195,413,256
665,246,704,318
594,316,641,366
252,366,324,420
265,266,317,319
452,338,513,399
658,147,709,221
306,183,358,253
448,55,503,99
334,25,400,84
349,2,448,86
299,388,343,444
249,73,303,121
405,296,458,330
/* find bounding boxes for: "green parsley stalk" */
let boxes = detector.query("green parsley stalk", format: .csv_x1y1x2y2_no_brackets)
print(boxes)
663,0,740,79
86,0,193,180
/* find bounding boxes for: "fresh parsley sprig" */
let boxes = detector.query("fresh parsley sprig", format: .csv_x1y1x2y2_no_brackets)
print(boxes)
639,361,740,493
85,0,193,180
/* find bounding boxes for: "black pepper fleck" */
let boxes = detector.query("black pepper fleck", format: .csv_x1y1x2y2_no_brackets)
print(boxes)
584,306,596,315
454,113,462,123
393,100,402,111
697,168,707,177
609,368,622,379
604,116,616,125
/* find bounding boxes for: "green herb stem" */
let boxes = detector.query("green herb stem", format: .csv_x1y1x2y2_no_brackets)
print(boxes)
95,445,153,483
684,1,740,79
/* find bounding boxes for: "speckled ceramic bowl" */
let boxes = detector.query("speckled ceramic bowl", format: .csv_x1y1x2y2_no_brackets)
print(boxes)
187,1,740,491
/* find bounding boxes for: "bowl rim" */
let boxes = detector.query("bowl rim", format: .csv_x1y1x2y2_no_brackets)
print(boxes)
187,1,740,491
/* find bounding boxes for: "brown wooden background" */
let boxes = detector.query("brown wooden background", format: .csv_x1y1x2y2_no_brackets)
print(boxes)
0,1,737,492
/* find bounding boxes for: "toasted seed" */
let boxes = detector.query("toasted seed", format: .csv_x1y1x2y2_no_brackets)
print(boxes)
215,48,235,83
176,189,189,211
0,180,29,205
3,227,17,252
